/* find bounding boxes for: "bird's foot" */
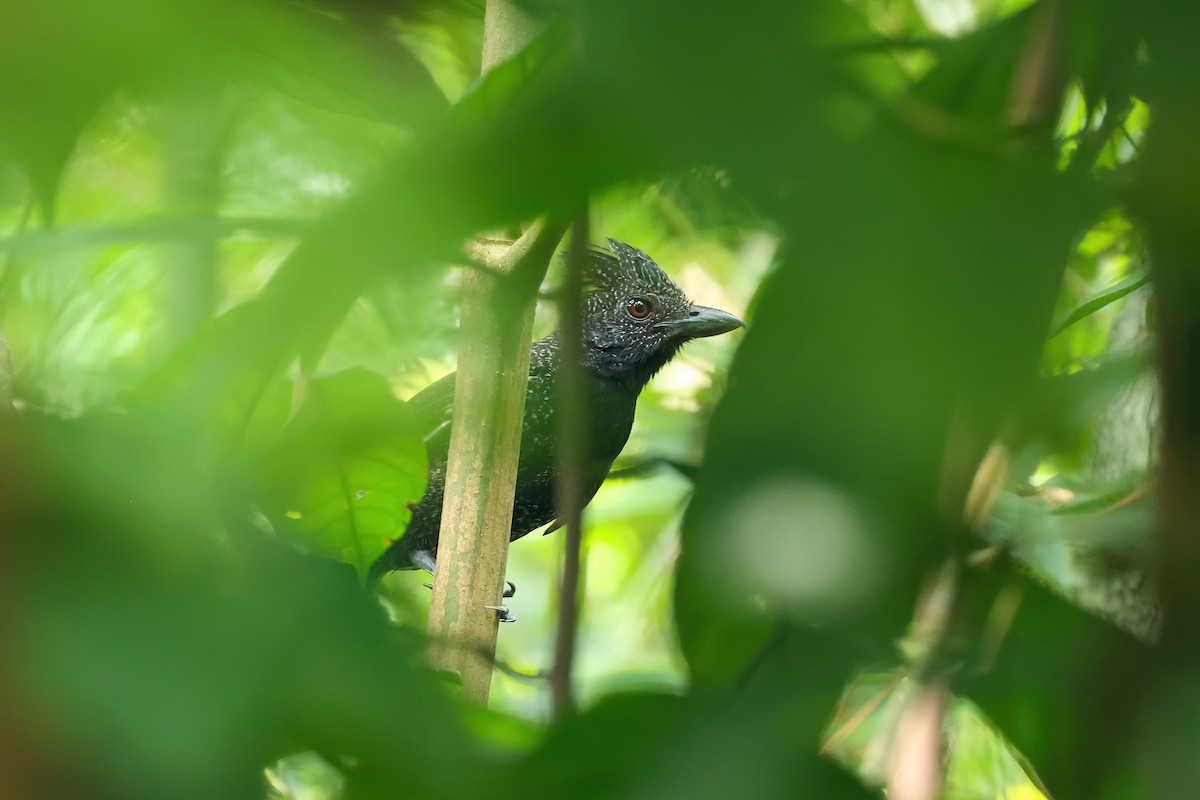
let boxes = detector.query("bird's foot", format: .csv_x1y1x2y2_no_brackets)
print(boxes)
415,546,515,620
422,579,514,597
413,549,438,575
485,604,517,623
492,582,516,621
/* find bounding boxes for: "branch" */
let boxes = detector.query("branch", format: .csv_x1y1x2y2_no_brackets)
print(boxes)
159,93,237,352
0,327,11,412
550,214,589,718
426,0,555,706
426,219,564,704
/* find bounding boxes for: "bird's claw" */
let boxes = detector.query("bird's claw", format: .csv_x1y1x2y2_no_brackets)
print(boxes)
424,579,515,620
485,604,517,623
424,580,513,598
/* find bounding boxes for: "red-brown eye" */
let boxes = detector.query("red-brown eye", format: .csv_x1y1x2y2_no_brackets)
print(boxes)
627,298,651,319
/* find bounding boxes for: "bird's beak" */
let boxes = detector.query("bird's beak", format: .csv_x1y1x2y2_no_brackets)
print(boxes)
656,304,744,339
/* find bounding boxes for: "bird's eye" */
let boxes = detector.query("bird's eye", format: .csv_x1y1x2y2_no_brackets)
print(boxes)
626,298,652,319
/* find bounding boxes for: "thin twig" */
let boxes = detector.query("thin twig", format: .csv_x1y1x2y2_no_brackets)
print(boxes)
974,583,1024,675
426,632,553,682
0,189,36,303
550,213,589,719
0,327,12,412
494,658,553,682
1119,122,1141,155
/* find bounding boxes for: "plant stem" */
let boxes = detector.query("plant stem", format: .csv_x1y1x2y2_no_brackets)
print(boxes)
550,215,589,718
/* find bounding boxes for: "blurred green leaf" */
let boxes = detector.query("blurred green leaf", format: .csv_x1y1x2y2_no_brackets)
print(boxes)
956,573,1151,799
1047,272,1148,339
260,368,427,579
499,691,878,799
1010,352,1148,464
0,215,308,256
246,1,450,128
1,412,478,800
0,0,1184,797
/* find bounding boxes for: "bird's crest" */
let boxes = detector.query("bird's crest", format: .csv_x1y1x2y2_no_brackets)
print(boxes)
583,239,675,292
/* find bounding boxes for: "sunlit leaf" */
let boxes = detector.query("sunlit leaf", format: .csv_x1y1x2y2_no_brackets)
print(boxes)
246,1,449,128
1047,272,1148,339
260,368,427,579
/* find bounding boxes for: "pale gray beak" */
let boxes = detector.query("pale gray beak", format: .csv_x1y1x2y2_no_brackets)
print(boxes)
656,304,744,339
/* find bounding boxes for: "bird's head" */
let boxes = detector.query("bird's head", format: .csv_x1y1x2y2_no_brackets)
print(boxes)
579,239,743,387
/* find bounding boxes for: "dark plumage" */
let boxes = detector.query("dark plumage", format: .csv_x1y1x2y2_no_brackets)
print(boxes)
368,239,742,585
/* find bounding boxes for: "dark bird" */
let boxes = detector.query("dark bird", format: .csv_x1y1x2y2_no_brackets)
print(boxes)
367,240,742,595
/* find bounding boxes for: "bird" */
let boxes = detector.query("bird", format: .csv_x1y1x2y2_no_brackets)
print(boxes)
367,239,743,607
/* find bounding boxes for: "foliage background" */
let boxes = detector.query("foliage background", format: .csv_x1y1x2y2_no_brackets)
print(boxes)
0,0,1187,798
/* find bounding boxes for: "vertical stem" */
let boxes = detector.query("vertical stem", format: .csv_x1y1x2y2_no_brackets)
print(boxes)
551,214,589,718
0,194,35,412
1131,5,1200,795
0,327,12,412
426,221,563,702
426,270,536,702
159,93,234,353
1136,3,1200,635
425,0,549,705
482,0,539,70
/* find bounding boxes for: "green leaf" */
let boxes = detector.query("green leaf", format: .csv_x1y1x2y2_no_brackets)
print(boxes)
1047,272,1148,339
135,300,296,462
0,215,308,256
247,2,449,129
260,368,427,579
4,413,479,800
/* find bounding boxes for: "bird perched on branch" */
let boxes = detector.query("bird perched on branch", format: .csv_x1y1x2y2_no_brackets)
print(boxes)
367,240,742,595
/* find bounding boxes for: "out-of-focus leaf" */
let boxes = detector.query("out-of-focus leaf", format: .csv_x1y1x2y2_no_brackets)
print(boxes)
133,31,564,420
911,5,1039,131
1047,272,1148,339
0,411,480,800
259,368,427,578
245,2,449,128
956,572,1151,799
670,6,1094,791
1066,0,1141,113
987,491,1075,589
0,7,111,220
213,373,294,464
676,139,1087,682
0,0,450,220
0,0,239,219
822,671,909,780
1009,352,1148,464
0,0,1179,797
461,704,542,758
497,691,877,799
135,300,296,463
943,699,1048,800
0,215,308,256
136,0,863,423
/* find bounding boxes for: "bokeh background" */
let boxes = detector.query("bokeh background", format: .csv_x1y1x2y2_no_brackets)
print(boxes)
1,0,1192,798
